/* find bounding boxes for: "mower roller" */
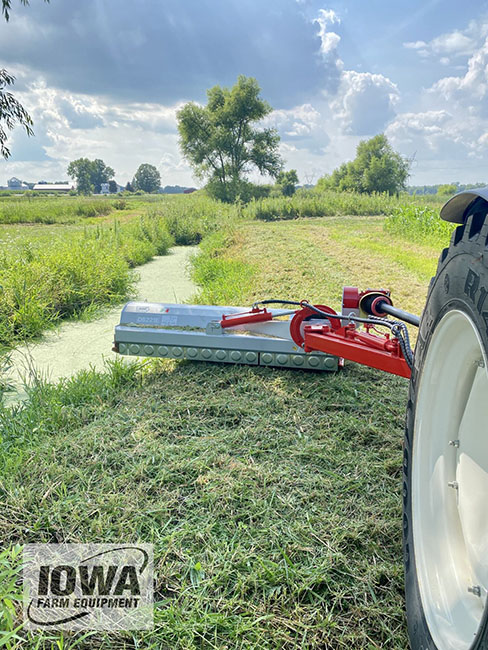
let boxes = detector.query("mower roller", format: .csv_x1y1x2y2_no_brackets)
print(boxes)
113,189,488,650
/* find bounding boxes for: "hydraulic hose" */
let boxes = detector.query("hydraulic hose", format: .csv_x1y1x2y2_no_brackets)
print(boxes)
373,301,420,328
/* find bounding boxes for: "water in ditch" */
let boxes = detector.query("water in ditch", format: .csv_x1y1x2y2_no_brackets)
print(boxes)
4,246,197,405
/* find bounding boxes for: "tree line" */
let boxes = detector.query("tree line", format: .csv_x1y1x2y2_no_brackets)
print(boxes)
66,159,161,194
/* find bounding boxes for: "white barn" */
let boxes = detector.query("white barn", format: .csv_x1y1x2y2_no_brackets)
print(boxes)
33,183,75,193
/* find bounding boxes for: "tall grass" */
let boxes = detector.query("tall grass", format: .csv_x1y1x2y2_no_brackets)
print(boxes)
241,190,447,222
0,217,173,345
146,194,237,244
384,204,455,246
243,191,398,221
0,196,114,225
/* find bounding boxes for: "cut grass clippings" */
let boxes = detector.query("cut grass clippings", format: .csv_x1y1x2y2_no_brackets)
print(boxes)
0,358,407,650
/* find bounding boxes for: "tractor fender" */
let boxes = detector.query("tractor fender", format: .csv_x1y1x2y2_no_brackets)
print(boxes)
440,186,488,223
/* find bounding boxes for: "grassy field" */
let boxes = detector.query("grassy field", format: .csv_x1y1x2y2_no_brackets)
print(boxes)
0,196,453,648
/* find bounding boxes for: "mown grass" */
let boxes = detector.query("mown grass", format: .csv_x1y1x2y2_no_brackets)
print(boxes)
0,216,173,346
0,211,453,649
0,357,408,650
191,216,443,318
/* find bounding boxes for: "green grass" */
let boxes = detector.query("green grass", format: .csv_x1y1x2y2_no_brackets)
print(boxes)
146,193,238,244
190,229,256,305
0,196,116,224
191,216,443,318
384,204,456,246
0,216,173,346
242,189,445,222
0,210,452,649
0,358,407,650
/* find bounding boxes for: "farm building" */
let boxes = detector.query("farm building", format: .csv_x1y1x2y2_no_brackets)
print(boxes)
7,177,30,190
33,182,75,193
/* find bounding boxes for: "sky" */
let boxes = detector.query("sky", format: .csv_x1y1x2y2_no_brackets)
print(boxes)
1,0,488,187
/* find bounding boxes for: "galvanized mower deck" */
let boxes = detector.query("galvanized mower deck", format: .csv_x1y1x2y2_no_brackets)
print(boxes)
114,286,418,378
114,301,339,370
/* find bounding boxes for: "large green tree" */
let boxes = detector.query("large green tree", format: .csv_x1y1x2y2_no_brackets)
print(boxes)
276,169,299,196
67,158,115,194
0,0,49,158
133,163,161,193
177,75,283,202
317,134,410,195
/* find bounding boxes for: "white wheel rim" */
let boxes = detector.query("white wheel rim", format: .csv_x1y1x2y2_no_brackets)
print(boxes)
413,309,488,650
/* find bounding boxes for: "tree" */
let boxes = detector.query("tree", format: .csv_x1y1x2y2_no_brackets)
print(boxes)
67,158,115,194
108,180,118,193
125,181,134,192
437,183,457,197
276,169,299,196
2,0,49,21
317,134,410,195
177,75,283,202
133,163,161,193
0,69,33,158
0,0,50,158
90,158,115,193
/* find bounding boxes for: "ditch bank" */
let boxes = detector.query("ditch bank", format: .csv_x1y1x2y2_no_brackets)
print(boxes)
5,245,197,404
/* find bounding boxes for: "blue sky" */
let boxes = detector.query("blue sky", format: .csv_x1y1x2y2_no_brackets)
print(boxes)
1,0,488,186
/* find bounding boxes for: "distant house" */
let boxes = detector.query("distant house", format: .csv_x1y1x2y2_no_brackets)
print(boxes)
183,188,197,194
33,182,75,193
7,177,29,190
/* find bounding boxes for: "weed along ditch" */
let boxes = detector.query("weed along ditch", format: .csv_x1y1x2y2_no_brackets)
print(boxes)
4,246,197,403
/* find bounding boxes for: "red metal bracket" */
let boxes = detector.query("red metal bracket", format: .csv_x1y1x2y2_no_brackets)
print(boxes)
304,323,411,378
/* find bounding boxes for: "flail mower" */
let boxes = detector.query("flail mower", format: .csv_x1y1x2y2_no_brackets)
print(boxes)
113,189,488,650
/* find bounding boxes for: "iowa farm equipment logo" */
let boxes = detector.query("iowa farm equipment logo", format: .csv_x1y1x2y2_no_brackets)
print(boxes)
23,544,153,631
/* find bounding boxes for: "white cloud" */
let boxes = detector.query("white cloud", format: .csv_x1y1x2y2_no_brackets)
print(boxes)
310,8,400,136
430,30,475,55
404,19,488,62
330,71,399,135
313,8,341,56
386,110,452,147
430,38,488,114
403,40,427,50
267,103,321,137
1,79,192,185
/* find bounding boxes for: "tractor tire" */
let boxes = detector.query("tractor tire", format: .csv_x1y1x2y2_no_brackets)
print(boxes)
404,208,488,650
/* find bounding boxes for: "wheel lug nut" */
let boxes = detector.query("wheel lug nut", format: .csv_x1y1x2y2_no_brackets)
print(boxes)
468,585,481,597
